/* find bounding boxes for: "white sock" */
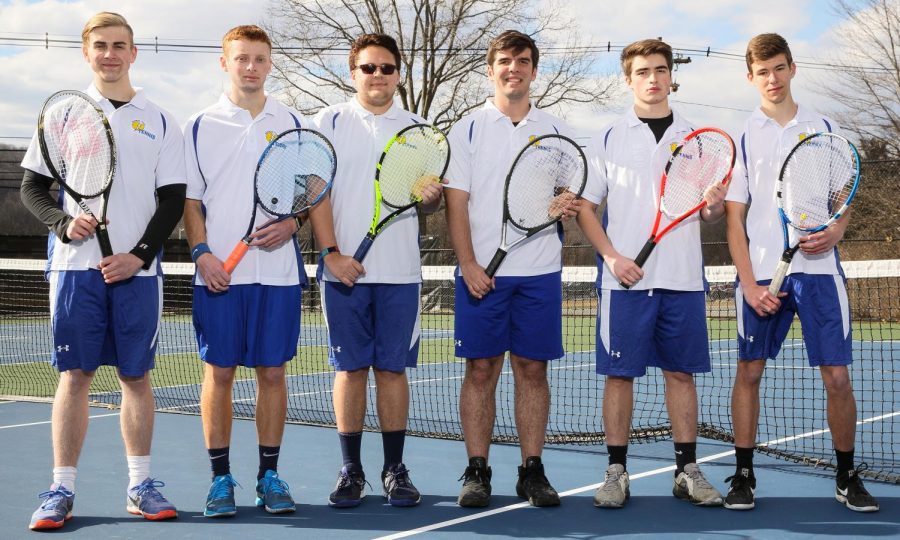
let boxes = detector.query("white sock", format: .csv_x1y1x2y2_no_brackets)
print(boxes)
127,455,151,490
52,466,77,492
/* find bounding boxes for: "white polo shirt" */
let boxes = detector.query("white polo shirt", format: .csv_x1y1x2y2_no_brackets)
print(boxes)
583,107,706,291
312,98,425,284
22,85,185,276
185,94,306,287
445,99,573,277
725,105,843,280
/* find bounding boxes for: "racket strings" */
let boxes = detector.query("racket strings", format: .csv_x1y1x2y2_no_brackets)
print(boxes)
507,140,585,230
378,126,449,208
41,94,112,197
256,131,336,216
782,137,857,229
660,133,733,218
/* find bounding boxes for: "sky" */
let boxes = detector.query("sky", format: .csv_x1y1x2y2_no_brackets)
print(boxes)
0,0,852,146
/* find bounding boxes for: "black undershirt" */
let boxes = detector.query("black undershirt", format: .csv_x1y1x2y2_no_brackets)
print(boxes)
638,112,674,143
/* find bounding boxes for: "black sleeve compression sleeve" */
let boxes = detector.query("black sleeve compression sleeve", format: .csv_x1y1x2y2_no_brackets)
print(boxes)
129,183,187,269
20,169,73,242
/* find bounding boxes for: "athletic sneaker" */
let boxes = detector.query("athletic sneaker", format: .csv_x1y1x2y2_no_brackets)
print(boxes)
204,474,239,518
255,470,296,514
836,464,880,512
673,463,723,506
29,485,74,530
724,468,756,510
593,464,629,508
328,466,367,508
515,456,560,507
457,457,492,508
381,463,421,507
126,478,177,520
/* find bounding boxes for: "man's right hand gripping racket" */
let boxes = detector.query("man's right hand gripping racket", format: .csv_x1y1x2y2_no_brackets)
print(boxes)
222,128,336,274
484,134,588,278
767,132,861,296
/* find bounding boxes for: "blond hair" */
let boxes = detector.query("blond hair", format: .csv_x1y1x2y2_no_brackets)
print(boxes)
81,12,133,46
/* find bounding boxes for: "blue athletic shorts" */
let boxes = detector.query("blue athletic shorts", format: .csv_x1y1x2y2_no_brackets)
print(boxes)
454,271,564,361
49,269,161,377
193,284,301,368
322,282,420,372
736,273,852,366
595,288,710,377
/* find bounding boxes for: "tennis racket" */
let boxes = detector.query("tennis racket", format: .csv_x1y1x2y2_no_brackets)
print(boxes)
484,134,587,278
623,127,735,288
767,132,860,296
222,128,336,274
352,123,450,263
38,90,117,258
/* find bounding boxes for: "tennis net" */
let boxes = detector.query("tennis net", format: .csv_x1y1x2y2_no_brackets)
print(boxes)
0,257,897,482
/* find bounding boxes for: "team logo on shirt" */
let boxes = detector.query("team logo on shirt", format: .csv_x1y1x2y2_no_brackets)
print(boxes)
131,120,157,140
265,130,277,142
798,133,809,141
670,142,679,153
528,134,540,146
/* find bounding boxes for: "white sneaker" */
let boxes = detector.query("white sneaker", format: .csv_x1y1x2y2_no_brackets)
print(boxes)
593,464,629,508
673,463,723,506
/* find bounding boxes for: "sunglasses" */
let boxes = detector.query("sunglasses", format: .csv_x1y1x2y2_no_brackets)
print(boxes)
356,63,398,75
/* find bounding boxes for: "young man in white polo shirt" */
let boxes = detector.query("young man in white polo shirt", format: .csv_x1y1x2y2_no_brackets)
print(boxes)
445,30,580,508
183,25,306,518
722,33,879,513
309,33,444,508
20,11,185,530
576,38,727,509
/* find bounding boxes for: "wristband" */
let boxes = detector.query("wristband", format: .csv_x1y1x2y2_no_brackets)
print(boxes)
191,243,211,263
319,245,340,259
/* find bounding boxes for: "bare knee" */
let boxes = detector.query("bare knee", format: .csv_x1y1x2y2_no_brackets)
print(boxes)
663,370,694,388
465,358,502,388
510,356,548,385
59,369,95,393
205,365,236,388
255,366,286,389
735,360,765,388
820,366,852,395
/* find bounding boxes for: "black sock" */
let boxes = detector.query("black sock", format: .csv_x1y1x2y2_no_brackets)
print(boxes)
674,442,696,475
382,430,406,470
735,446,755,476
258,445,280,480
608,445,628,470
835,448,855,475
339,431,363,470
208,447,230,478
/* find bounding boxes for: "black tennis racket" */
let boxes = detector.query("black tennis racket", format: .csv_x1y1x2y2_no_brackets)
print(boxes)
623,127,735,287
484,134,588,278
223,128,336,274
352,123,450,263
767,132,861,296
38,90,116,257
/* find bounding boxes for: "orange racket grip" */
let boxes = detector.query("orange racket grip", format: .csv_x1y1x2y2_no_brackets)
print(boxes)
223,240,250,274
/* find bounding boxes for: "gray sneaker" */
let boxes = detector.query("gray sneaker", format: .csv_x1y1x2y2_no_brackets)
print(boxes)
673,463,723,506
593,464,629,508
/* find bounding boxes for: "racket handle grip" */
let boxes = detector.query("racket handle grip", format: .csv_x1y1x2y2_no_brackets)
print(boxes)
620,239,656,289
484,249,507,279
768,260,790,296
353,236,375,263
95,225,113,258
223,241,250,274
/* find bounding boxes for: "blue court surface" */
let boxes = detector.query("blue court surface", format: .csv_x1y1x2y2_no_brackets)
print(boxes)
1,398,898,539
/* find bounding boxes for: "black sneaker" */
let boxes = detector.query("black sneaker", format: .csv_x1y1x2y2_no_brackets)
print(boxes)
381,463,421,507
457,457,492,508
724,468,756,510
516,456,560,507
836,464,879,512
328,466,367,508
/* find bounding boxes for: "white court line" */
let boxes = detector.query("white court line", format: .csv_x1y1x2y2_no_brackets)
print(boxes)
372,409,899,540
0,412,120,430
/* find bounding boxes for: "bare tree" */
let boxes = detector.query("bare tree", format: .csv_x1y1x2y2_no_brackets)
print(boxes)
264,0,619,130
816,0,900,159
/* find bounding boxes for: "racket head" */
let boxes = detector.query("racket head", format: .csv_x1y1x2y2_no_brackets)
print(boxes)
777,132,861,232
376,123,450,209
37,90,116,198
659,127,735,219
254,128,337,217
504,134,587,233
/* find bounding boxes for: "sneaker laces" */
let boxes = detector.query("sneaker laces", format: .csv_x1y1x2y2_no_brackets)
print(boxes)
385,465,413,489
685,465,714,489
210,475,240,500
459,464,488,484
263,475,291,496
37,486,74,509
724,468,752,485
337,469,369,491
132,478,167,501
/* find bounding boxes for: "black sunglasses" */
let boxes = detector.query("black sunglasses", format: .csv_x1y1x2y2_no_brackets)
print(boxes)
356,63,397,75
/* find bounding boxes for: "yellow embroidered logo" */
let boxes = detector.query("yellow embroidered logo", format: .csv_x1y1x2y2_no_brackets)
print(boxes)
670,142,679,153
265,130,277,142
131,120,145,131
799,133,809,141
529,135,540,146
131,120,156,140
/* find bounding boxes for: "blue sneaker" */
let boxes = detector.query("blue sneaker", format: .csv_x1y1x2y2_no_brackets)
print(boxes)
127,478,177,520
328,466,367,508
204,474,239,518
29,485,74,530
255,470,296,514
